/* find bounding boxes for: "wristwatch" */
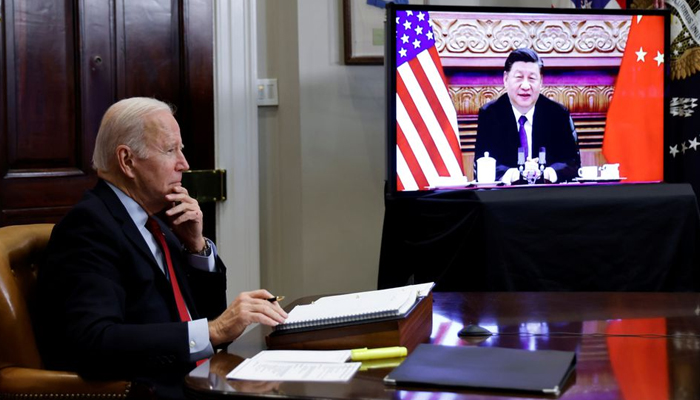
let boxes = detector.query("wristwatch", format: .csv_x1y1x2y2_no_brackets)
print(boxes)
186,238,211,256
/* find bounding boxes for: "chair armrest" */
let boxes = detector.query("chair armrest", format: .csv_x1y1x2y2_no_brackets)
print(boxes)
0,366,147,398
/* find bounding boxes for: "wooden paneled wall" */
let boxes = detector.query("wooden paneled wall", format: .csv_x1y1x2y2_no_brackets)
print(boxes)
0,0,214,233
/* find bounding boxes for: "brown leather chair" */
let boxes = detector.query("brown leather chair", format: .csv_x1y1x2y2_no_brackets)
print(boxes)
0,224,150,399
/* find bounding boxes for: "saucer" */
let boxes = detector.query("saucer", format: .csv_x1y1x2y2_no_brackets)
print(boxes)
468,181,504,187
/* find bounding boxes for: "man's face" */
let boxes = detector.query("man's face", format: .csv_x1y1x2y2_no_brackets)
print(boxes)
131,110,189,213
504,61,542,114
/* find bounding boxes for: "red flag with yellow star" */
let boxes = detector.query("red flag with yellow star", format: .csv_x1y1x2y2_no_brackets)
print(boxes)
602,15,665,182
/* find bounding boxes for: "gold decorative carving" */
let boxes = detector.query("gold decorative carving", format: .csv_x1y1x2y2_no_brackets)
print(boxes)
449,85,613,115
431,13,631,63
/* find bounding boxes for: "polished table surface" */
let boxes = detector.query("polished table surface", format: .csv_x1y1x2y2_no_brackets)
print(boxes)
185,292,700,399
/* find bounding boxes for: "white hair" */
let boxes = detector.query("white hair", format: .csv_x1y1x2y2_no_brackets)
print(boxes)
92,97,174,172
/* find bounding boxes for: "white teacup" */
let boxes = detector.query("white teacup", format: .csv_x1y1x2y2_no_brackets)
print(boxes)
578,166,598,180
599,163,620,179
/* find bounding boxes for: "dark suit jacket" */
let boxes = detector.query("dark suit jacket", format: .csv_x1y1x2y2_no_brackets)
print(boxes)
36,179,227,394
474,94,581,182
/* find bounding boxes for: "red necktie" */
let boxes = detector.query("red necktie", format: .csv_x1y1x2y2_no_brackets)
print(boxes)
146,217,190,322
146,218,208,367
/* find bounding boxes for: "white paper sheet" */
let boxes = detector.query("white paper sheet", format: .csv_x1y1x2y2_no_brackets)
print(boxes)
226,358,361,382
251,350,352,363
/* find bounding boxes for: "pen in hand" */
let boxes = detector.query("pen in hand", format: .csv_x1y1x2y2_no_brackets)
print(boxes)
267,295,285,303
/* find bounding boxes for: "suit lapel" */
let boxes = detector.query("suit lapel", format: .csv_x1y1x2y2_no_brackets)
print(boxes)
498,96,520,148
532,95,545,153
92,180,160,271
92,181,184,313
92,179,200,319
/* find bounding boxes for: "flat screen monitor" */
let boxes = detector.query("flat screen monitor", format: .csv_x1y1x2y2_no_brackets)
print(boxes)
386,4,670,195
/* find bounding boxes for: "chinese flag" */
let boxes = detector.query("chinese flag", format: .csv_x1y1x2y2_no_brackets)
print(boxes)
602,15,665,182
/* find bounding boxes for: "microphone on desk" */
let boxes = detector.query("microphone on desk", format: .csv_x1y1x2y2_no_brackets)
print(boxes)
538,147,546,167
517,147,525,170
516,147,525,183
538,147,547,184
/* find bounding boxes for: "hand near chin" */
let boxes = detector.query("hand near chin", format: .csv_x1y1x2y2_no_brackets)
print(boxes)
163,186,206,252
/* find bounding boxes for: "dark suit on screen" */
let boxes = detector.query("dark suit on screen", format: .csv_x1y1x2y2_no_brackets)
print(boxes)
474,94,581,182
37,179,227,396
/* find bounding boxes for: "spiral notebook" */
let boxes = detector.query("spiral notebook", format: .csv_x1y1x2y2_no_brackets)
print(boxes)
273,282,434,332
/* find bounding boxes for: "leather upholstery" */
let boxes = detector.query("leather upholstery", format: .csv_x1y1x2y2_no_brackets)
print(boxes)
0,224,149,399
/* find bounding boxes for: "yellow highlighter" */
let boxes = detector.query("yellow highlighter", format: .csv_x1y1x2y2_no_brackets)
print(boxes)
350,346,408,361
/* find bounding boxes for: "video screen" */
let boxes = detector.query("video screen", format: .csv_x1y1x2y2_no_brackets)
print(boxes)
386,4,669,194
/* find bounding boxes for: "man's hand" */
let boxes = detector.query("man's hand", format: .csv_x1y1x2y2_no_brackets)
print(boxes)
543,167,558,183
502,168,521,185
208,289,288,346
164,186,206,252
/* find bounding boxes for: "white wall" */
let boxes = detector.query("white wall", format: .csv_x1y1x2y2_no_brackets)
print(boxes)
252,0,559,302
257,0,385,302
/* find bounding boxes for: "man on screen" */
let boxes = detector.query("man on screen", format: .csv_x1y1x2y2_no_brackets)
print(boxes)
474,48,581,184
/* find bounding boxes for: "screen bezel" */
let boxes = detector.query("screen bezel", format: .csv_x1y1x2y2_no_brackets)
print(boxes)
385,3,671,197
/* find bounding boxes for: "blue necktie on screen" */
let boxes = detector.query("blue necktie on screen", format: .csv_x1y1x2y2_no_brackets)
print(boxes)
518,115,528,160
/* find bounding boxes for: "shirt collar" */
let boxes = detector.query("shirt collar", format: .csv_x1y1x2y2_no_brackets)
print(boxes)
105,181,149,228
511,104,536,124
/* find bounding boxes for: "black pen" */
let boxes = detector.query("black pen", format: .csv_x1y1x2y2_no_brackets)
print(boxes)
267,295,285,303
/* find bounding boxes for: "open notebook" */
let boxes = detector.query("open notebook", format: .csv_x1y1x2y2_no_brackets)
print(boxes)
274,282,434,332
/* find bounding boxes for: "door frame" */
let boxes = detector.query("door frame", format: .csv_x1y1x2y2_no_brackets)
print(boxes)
213,0,260,301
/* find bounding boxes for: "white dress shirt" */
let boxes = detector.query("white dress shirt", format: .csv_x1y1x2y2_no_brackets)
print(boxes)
511,105,536,159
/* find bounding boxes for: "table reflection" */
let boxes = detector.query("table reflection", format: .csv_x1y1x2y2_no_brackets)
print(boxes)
429,293,700,400
186,292,700,400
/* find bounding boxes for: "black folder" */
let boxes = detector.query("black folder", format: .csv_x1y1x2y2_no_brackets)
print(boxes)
384,344,576,396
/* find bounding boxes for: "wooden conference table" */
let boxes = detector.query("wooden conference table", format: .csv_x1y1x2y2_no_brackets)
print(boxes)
185,292,700,399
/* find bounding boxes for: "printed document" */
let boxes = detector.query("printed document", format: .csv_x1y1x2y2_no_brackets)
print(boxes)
250,349,352,363
226,358,360,382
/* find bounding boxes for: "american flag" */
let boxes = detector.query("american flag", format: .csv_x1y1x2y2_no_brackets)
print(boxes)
395,10,466,191
551,0,626,7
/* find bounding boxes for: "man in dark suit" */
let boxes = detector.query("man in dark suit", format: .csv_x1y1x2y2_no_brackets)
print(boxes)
36,97,287,399
474,48,580,184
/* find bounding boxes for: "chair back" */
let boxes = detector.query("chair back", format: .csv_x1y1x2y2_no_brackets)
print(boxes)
0,223,53,370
